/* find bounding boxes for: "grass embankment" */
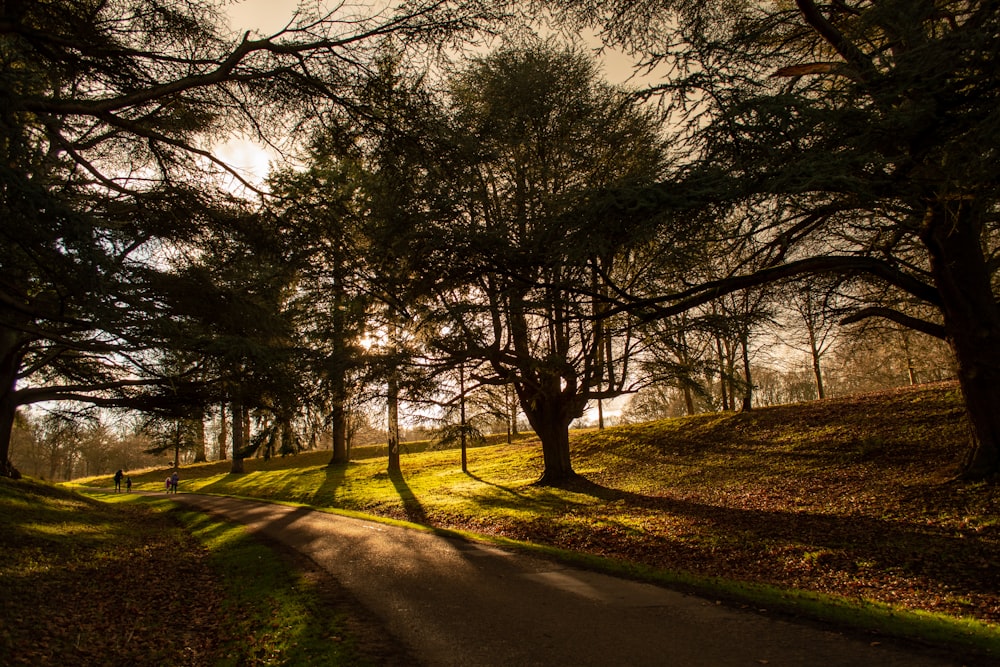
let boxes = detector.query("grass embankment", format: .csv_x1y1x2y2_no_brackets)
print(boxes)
89,381,998,656
0,478,388,666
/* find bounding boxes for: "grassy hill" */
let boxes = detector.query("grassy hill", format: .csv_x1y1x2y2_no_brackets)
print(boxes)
80,380,999,653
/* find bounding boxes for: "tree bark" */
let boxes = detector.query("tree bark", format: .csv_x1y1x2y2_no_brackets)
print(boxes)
0,393,16,478
516,381,581,486
0,393,19,479
714,333,730,411
230,394,245,474
329,400,349,465
683,385,696,416
218,401,228,461
921,200,1000,478
460,362,468,473
0,329,24,478
740,331,753,412
808,327,826,400
193,417,207,462
387,373,400,474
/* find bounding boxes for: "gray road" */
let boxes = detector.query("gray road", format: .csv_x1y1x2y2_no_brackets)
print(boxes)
170,493,972,667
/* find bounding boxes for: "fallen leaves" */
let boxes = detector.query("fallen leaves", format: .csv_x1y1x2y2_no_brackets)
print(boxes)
1,485,229,666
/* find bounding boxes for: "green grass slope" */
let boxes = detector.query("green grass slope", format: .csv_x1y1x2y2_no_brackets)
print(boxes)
83,380,999,654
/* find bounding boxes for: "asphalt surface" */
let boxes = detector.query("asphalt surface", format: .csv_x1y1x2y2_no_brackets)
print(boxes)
170,493,973,667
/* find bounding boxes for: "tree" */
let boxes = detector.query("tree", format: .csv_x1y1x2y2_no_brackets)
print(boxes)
544,0,1000,478
269,135,371,466
778,280,844,400
0,0,512,477
424,42,667,484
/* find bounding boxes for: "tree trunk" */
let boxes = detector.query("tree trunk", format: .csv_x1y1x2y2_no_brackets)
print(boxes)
0,392,17,479
173,420,181,469
714,334,729,411
218,401,228,461
459,362,468,473
193,417,207,462
900,330,918,386
329,400,349,465
0,330,23,478
516,383,579,486
740,331,753,411
230,395,245,474
243,406,250,450
683,385,696,416
808,327,826,399
328,362,349,465
922,201,1000,478
387,373,400,474
507,384,518,439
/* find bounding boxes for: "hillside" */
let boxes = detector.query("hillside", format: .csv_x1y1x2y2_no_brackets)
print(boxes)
86,381,999,638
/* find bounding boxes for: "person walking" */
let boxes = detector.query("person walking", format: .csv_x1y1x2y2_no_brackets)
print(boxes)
113,469,123,493
170,470,179,494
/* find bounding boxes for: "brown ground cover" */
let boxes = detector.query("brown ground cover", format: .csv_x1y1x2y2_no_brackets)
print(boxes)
0,482,227,665
358,382,1000,626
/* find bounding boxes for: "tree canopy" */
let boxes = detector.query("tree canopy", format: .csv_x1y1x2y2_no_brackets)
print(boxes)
0,0,511,476
541,0,1000,478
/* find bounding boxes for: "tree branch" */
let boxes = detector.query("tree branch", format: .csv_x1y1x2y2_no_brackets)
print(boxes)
614,255,941,322
794,0,877,81
839,307,947,340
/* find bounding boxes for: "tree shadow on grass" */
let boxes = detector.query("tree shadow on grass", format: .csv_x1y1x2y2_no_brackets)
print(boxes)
464,471,531,501
560,476,999,598
388,469,428,524
315,463,348,507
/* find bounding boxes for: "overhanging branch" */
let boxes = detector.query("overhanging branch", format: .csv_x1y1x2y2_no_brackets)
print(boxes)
615,255,941,322
839,307,947,340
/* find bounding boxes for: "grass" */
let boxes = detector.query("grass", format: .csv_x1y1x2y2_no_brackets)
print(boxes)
0,477,380,666
75,381,999,658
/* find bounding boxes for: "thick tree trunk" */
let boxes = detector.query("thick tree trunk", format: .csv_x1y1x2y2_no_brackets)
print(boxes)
922,201,1000,478
329,400,349,465
0,330,23,478
517,383,580,486
0,392,17,479
329,364,349,465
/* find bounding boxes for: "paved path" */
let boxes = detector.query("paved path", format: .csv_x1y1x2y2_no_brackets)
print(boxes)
171,493,970,667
